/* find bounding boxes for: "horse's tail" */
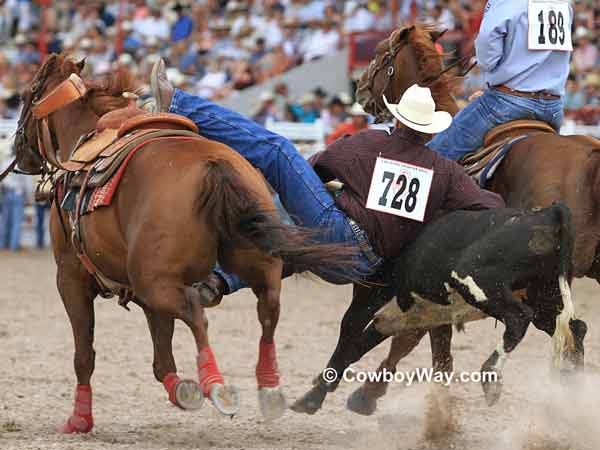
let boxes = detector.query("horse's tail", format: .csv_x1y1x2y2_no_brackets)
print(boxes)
198,159,360,280
550,203,576,365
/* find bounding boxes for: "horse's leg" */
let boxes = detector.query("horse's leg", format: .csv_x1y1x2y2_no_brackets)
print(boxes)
55,260,99,433
253,272,286,421
138,282,240,416
346,328,427,415
143,309,204,410
49,204,99,434
291,283,392,415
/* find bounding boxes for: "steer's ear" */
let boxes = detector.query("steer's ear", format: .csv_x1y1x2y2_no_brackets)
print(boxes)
430,29,448,42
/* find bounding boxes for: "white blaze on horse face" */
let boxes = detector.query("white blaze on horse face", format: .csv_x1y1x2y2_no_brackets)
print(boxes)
451,271,487,302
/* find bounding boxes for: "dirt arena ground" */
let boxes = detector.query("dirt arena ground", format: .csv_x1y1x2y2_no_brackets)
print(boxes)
1,250,598,450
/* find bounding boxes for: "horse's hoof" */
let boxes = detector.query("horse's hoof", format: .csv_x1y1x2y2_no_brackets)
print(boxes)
258,387,287,421
290,385,326,415
57,415,93,434
481,371,503,406
209,384,240,417
174,379,204,411
346,387,377,416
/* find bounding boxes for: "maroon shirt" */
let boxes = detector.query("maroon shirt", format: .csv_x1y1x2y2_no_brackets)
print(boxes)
309,127,505,260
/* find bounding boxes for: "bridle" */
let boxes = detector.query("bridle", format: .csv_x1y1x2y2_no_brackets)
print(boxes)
5,72,87,183
363,27,477,121
363,28,409,120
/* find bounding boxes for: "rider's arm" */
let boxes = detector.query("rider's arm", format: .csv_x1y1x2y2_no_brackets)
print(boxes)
474,0,512,72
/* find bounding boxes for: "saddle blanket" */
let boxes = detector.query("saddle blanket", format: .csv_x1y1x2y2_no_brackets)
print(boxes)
461,135,529,188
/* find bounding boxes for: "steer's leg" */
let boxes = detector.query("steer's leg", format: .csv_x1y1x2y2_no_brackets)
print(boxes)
451,271,533,406
525,279,587,373
346,328,427,416
144,309,204,410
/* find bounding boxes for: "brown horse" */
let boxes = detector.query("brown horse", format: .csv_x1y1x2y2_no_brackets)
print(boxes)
343,24,600,415
12,54,358,431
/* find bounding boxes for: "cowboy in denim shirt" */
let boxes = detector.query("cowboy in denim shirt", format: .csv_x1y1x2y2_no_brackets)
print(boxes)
428,0,573,161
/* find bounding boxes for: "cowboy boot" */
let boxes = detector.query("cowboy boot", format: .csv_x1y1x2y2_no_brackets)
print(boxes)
188,273,227,308
150,59,174,112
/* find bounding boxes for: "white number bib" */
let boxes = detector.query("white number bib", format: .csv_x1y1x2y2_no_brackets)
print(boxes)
528,0,572,51
366,157,433,222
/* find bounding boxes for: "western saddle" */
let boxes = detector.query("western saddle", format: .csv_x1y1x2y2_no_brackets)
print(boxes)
32,73,202,301
461,119,556,182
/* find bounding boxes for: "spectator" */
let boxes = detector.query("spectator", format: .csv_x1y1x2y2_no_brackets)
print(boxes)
171,3,193,44
195,59,228,99
326,102,370,144
249,37,268,65
252,91,278,126
302,19,341,62
1,155,32,251
35,200,50,250
273,82,291,120
564,79,587,112
344,1,376,33
133,4,169,42
321,96,348,134
573,28,598,73
289,93,320,123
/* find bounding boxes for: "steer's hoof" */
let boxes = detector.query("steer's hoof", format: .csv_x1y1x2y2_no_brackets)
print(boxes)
258,387,287,421
346,386,377,416
290,385,326,415
481,370,503,406
174,379,204,411
209,384,240,417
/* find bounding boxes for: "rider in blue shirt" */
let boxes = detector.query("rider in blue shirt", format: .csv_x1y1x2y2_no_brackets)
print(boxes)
427,0,573,161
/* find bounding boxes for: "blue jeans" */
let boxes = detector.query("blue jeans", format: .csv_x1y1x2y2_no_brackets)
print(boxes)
1,190,25,251
170,90,382,293
427,88,564,161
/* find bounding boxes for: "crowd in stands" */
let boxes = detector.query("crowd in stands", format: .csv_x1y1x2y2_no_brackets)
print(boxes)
0,0,599,250
0,1,598,123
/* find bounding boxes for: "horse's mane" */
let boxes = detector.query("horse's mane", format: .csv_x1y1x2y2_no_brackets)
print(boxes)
33,53,139,117
84,66,139,116
407,23,459,101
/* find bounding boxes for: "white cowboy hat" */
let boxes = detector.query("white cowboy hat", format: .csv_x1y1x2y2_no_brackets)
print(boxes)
349,102,369,117
383,84,452,134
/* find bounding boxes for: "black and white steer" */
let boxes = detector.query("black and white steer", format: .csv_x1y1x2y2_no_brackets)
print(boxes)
292,203,587,413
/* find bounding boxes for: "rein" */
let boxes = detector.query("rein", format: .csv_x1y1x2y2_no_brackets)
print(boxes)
0,158,17,183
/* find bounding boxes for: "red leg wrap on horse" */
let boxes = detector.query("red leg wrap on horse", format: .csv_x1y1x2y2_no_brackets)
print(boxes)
58,384,93,434
162,372,182,406
197,347,224,396
256,339,280,388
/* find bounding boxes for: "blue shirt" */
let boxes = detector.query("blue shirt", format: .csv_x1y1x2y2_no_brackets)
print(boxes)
171,15,193,43
475,0,572,96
